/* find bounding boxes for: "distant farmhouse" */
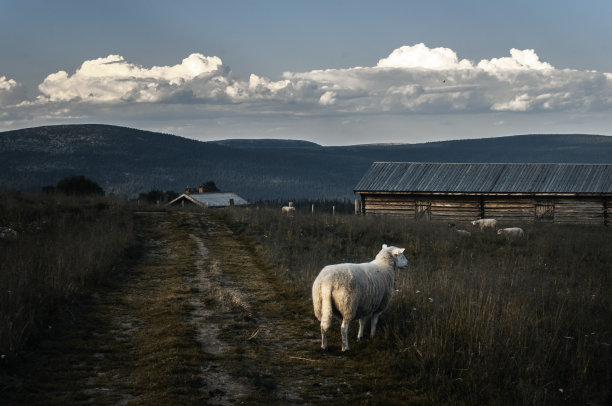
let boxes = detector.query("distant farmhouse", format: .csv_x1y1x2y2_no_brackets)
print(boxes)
354,163,612,225
168,184,249,209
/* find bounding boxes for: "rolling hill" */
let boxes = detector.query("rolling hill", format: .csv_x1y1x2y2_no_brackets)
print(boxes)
1,124,611,200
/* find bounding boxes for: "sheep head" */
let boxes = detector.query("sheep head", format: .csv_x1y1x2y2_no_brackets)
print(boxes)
380,244,408,269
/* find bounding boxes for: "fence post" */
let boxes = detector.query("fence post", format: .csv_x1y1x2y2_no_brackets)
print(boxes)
312,204,315,214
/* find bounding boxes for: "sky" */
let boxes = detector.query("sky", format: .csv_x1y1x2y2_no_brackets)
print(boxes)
1,0,612,145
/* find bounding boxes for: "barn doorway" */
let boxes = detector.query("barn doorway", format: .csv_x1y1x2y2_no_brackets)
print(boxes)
415,200,431,221
535,200,555,222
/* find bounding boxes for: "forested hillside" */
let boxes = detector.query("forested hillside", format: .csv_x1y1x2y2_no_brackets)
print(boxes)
1,124,611,200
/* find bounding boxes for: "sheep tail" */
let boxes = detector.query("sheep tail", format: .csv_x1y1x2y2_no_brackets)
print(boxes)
314,281,334,332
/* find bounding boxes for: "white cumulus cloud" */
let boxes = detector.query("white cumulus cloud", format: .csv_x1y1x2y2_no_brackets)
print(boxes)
477,48,554,73
319,91,337,105
284,44,612,114
38,53,227,103
0,76,24,107
377,43,473,70
0,76,18,91
4,43,612,134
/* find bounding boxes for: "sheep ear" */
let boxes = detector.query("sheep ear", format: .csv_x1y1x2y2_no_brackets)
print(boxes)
382,244,388,250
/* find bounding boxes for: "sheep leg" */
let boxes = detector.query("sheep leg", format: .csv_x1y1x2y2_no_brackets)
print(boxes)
370,312,382,338
320,325,328,350
341,319,350,351
357,317,366,341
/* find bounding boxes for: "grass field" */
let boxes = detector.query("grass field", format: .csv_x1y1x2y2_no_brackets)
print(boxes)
0,192,135,356
1,194,610,404
221,205,612,405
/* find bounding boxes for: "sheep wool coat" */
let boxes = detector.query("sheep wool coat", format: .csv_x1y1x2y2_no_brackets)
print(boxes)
313,247,398,324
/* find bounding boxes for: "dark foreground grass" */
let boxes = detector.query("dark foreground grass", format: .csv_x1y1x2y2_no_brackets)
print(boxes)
222,206,612,405
0,192,135,356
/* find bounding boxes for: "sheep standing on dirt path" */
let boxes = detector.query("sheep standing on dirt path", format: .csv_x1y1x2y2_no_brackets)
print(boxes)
312,244,408,352
471,218,498,230
497,227,525,238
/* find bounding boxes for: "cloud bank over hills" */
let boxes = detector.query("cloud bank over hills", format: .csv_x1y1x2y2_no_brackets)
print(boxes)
1,43,611,143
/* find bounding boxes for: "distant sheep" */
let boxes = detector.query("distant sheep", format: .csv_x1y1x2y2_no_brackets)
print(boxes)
471,218,498,230
448,223,471,236
497,227,525,238
281,206,295,215
312,244,408,351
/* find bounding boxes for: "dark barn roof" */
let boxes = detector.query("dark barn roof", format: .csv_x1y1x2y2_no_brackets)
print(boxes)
354,163,612,195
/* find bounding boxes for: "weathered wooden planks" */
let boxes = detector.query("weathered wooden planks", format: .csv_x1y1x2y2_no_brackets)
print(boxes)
360,193,610,225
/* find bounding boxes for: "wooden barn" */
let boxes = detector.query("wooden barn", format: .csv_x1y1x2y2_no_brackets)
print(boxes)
354,162,612,225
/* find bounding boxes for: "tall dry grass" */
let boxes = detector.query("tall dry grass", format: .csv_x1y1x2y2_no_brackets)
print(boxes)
222,206,611,405
0,192,134,356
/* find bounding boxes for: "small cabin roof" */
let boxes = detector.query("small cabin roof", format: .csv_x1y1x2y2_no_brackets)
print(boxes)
168,192,249,208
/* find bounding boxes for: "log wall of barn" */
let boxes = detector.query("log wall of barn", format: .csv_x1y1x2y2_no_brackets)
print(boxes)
553,198,606,224
362,194,416,217
360,194,611,225
483,197,535,222
362,195,481,221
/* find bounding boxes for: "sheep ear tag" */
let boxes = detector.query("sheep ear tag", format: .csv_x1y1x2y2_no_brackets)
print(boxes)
382,244,388,249
394,248,405,255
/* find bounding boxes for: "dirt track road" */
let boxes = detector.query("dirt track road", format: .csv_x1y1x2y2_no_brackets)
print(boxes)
6,211,420,405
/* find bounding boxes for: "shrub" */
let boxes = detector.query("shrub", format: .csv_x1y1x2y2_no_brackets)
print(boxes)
56,175,104,196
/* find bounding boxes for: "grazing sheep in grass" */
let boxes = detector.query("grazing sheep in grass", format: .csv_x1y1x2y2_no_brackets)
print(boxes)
281,206,295,215
448,223,471,236
471,218,498,230
497,227,525,238
312,244,408,352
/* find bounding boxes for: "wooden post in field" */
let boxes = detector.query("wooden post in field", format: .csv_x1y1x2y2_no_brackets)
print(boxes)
333,205,336,216
355,199,360,215
312,204,315,214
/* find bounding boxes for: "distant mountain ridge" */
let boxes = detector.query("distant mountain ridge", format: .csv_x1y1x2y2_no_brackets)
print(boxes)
1,124,611,200
211,139,322,149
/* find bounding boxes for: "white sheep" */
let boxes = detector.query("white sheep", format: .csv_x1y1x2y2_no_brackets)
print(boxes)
312,244,408,351
497,227,525,238
471,218,498,230
281,206,295,215
448,223,471,236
